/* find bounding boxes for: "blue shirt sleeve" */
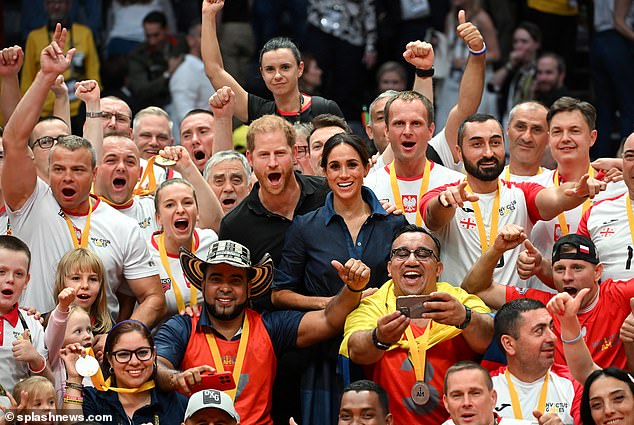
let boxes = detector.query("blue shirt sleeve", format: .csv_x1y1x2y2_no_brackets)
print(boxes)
154,314,192,368
262,310,305,357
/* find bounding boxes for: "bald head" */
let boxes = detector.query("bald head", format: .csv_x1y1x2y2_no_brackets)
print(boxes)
95,134,142,204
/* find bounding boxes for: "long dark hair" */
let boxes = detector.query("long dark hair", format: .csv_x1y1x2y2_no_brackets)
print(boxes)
580,367,634,425
102,320,155,384
320,133,370,170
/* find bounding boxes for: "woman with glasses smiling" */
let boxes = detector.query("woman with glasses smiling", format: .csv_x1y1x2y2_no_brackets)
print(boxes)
270,133,407,424
62,320,187,424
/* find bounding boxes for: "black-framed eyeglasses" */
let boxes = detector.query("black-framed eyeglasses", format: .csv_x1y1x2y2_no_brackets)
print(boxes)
31,135,62,150
391,247,439,262
296,145,309,158
110,346,154,363
101,111,132,124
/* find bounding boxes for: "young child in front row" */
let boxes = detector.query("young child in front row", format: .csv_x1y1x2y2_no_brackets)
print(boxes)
0,377,57,425
46,248,113,405
0,236,48,411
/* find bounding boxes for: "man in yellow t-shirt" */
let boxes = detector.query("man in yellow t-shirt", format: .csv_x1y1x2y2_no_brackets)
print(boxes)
21,0,100,124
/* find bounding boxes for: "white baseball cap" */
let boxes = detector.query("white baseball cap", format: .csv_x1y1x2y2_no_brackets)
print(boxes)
184,389,240,422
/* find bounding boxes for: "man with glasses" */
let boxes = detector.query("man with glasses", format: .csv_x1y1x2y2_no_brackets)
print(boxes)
340,224,493,425
100,96,133,137
29,116,70,183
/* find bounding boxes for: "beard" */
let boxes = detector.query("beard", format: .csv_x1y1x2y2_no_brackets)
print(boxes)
206,299,248,321
463,156,505,181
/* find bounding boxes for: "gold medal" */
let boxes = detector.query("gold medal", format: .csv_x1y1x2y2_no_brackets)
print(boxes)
411,381,431,405
154,155,177,166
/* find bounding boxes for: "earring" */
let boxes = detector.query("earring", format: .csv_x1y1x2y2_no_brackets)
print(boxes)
109,367,114,374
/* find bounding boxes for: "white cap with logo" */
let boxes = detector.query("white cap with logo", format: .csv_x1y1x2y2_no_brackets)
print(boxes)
184,389,240,422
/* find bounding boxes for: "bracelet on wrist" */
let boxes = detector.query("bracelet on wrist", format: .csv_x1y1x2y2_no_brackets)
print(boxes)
437,193,452,208
28,354,46,374
415,67,435,78
65,381,84,391
372,328,392,350
469,43,487,56
346,283,364,293
63,394,84,405
561,331,583,344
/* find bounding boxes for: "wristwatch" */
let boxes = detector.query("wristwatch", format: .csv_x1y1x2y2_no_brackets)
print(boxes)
456,306,472,330
415,67,434,78
85,111,103,119
372,328,391,350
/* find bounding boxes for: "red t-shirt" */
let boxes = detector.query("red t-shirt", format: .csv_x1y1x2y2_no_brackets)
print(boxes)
366,322,478,424
506,279,634,370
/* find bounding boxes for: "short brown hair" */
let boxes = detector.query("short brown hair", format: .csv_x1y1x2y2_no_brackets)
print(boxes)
444,361,493,394
246,115,296,152
384,91,434,128
547,97,597,130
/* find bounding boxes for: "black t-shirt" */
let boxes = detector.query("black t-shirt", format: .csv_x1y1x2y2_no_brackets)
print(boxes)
247,93,344,124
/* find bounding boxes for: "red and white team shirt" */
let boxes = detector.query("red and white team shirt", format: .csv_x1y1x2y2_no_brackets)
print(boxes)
506,279,634,370
0,306,47,397
527,169,626,290
421,180,544,288
365,161,464,225
111,195,160,241
501,165,553,185
578,193,634,281
490,364,581,424
9,179,159,314
149,228,217,316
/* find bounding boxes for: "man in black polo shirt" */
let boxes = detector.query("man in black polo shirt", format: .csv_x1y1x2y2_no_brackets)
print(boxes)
218,114,329,424
219,114,328,267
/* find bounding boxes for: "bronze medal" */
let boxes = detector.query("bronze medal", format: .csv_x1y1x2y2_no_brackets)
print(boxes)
411,381,430,405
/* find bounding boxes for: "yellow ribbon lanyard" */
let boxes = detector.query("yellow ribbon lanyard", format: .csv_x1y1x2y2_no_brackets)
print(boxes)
135,156,158,197
157,232,198,312
505,368,549,419
87,348,156,394
63,199,93,249
205,314,250,400
554,167,594,236
404,323,431,383
503,166,542,182
465,180,502,254
389,160,431,226
625,196,634,247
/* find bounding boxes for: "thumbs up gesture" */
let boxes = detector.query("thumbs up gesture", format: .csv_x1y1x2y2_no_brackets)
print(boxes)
533,410,564,425
619,299,634,343
517,239,543,280
455,9,485,53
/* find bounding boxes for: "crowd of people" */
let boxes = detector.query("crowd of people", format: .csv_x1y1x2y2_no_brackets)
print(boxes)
1,0,634,425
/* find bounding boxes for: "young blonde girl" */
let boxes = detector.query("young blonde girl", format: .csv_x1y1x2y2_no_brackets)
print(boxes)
46,249,113,405
0,377,57,425
52,248,112,335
